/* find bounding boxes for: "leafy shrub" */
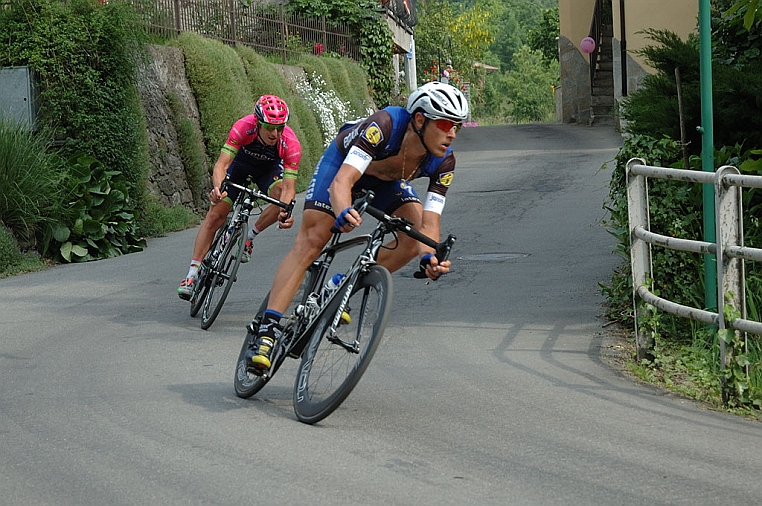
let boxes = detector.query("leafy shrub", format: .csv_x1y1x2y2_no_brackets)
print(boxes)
50,154,146,262
621,29,762,155
0,117,65,248
0,224,45,277
0,0,151,222
173,33,253,166
0,224,26,271
137,193,199,238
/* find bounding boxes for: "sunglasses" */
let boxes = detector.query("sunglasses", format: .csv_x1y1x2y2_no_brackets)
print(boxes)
430,118,462,133
260,122,285,132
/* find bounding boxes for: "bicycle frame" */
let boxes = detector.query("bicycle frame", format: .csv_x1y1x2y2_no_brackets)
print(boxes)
191,176,294,324
266,190,456,370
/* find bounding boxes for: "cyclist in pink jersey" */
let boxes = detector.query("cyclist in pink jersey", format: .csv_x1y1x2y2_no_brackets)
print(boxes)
178,95,302,300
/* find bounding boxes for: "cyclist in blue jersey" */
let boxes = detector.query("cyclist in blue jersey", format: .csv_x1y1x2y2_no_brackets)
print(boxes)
247,82,469,374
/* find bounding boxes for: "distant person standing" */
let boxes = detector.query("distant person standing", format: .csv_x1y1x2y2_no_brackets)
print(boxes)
441,59,452,84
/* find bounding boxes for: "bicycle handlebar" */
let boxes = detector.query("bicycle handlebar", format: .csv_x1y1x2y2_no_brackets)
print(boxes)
222,178,295,222
350,191,456,279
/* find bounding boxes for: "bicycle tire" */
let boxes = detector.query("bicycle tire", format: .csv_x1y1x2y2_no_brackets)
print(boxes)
234,268,317,399
233,296,277,398
189,260,210,317
293,265,392,424
189,229,225,317
200,225,246,329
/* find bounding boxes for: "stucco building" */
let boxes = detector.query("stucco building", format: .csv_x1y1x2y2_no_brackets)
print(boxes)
558,0,698,125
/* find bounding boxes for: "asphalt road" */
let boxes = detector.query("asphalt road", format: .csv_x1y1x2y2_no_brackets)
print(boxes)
3,123,762,506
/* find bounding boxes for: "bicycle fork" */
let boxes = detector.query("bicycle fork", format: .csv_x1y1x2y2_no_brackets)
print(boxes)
325,275,362,354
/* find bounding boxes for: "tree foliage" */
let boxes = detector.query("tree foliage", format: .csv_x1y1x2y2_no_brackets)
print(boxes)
414,0,495,86
0,0,150,219
286,0,394,106
527,7,560,63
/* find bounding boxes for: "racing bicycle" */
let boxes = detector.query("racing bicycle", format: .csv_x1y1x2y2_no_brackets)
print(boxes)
189,176,295,330
233,190,456,424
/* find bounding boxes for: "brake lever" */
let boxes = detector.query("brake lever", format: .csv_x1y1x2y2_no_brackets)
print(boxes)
281,199,296,223
330,191,375,233
414,234,456,279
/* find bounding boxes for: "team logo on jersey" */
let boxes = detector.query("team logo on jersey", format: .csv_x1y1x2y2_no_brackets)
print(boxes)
229,139,240,147
438,171,454,187
363,122,384,146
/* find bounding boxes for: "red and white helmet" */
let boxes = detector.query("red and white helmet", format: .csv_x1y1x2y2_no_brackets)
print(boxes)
254,95,289,125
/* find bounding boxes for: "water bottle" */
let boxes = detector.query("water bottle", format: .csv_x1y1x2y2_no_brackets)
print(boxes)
320,273,345,304
222,225,233,246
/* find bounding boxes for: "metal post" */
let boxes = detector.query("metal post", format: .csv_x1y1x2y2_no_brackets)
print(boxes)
714,166,745,368
229,0,237,46
174,0,182,35
619,0,627,96
699,0,717,315
626,158,654,360
321,15,327,53
279,4,286,65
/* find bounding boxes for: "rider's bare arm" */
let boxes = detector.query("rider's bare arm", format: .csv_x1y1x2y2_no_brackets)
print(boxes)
329,163,364,230
210,151,234,202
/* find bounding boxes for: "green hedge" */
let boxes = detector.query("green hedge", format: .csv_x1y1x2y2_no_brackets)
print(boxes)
173,32,373,195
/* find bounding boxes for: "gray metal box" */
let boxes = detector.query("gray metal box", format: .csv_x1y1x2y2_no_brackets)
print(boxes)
0,66,39,128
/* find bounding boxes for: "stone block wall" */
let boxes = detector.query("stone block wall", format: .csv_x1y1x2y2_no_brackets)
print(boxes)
137,45,211,212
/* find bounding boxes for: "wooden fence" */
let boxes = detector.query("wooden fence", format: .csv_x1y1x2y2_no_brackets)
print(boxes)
129,0,360,63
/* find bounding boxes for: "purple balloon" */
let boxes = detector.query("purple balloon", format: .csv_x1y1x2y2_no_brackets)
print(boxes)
581,37,596,54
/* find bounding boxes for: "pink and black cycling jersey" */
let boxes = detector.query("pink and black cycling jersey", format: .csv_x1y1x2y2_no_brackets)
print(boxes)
220,114,301,200
305,106,456,216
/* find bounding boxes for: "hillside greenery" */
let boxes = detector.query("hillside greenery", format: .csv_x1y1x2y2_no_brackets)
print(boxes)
603,1,762,412
414,0,559,124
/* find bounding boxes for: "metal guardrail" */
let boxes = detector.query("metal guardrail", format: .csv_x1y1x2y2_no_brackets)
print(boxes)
626,158,762,362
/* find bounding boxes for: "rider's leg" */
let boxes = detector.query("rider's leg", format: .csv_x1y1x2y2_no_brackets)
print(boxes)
191,200,231,262
248,209,334,372
376,201,424,273
178,200,231,300
267,209,335,313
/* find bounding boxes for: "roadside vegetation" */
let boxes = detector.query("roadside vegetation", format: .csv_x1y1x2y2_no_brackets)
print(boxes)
601,0,762,416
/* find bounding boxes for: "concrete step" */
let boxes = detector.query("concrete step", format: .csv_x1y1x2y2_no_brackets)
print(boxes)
592,94,615,106
591,114,616,126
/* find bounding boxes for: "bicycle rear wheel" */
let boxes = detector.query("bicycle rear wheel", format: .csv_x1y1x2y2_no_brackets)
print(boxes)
200,225,246,329
233,296,282,398
293,265,392,424
234,269,316,398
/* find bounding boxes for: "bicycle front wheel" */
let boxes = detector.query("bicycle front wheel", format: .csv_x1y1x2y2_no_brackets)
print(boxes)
189,259,210,317
200,226,246,330
293,265,392,424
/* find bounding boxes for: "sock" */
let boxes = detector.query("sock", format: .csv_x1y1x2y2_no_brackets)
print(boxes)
186,259,201,280
260,309,283,329
248,224,263,241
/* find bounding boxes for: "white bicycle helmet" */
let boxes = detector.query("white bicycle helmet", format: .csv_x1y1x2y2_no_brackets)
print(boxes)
406,81,469,123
